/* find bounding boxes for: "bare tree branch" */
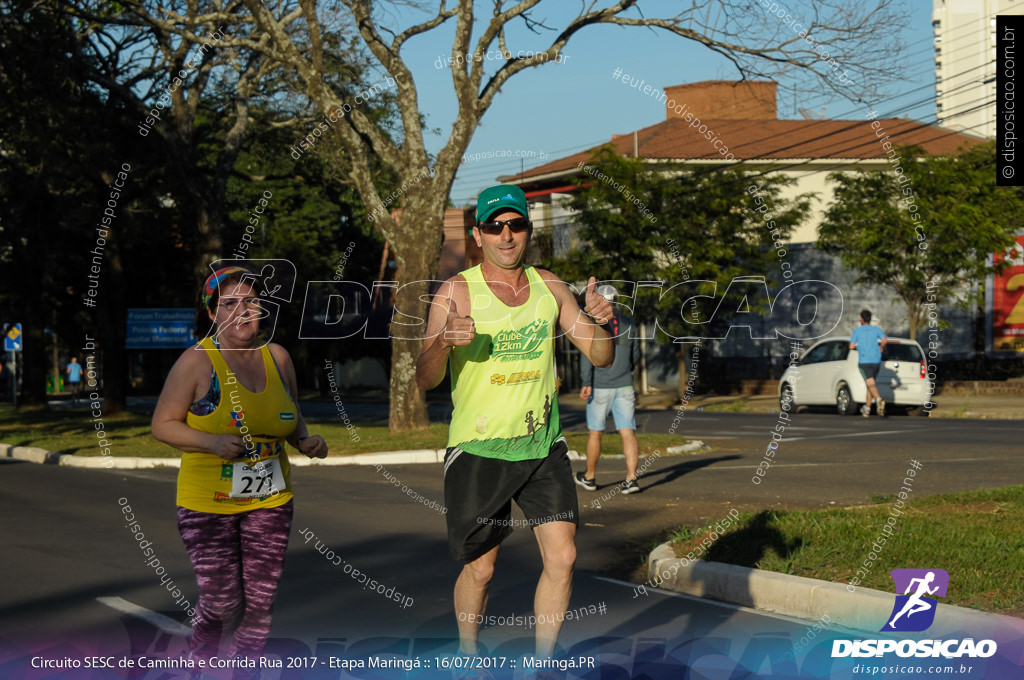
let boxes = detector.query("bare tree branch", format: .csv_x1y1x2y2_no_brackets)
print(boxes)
344,0,429,171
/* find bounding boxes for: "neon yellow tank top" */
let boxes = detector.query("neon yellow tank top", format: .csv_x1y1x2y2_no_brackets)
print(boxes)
447,265,561,461
177,337,297,513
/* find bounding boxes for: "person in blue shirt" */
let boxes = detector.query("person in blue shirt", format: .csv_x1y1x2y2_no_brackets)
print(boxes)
576,285,643,493
65,357,83,404
849,310,887,417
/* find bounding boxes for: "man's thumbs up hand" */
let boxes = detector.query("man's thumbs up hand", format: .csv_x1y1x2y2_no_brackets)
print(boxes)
584,276,613,325
443,299,475,347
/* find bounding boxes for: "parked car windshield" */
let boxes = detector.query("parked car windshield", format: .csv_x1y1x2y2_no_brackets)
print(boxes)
802,341,849,365
801,343,831,365
825,341,850,362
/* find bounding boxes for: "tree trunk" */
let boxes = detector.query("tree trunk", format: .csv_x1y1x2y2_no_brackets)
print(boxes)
388,325,430,432
675,345,687,402
97,237,128,415
20,317,47,405
906,297,923,341
384,193,446,432
193,200,223,280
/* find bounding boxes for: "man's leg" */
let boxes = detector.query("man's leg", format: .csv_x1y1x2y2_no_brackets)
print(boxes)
859,366,880,415
579,390,610,489
532,521,576,658
612,388,639,483
866,372,886,416
584,431,602,480
864,376,880,403
865,377,881,403
620,429,638,481
454,545,500,655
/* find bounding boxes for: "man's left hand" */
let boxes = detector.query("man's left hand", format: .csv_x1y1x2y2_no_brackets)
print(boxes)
583,277,614,325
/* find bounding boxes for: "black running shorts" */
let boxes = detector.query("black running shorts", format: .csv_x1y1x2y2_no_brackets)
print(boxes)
443,438,579,562
859,363,881,380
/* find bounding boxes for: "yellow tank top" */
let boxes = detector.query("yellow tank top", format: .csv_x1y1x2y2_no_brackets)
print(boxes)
176,337,297,513
447,265,561,461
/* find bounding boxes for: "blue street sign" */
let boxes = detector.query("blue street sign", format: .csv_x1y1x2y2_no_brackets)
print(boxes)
126,309,196,348
4,323,22,352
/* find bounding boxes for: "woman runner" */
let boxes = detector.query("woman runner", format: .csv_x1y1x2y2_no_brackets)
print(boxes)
152,266,327,675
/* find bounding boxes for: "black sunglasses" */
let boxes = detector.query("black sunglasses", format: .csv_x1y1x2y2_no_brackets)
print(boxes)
476,217,532,235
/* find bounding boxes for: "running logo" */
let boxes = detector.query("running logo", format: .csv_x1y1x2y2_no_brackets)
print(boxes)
882,568,949,632
491,320,548,362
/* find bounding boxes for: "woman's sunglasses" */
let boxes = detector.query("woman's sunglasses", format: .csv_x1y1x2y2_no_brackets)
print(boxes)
476,217,532,235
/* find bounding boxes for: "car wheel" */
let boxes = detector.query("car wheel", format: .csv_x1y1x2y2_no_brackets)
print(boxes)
779,383,796,413
836,384,857,416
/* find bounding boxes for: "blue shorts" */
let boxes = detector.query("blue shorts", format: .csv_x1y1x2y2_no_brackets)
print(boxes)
586,387,636,432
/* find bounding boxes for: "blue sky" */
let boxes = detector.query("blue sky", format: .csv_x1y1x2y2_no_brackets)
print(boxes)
386,1,938,207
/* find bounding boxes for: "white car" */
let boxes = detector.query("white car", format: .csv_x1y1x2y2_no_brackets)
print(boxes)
778,336,933,415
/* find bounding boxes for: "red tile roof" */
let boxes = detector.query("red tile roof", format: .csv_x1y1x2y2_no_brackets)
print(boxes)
509,116,987,182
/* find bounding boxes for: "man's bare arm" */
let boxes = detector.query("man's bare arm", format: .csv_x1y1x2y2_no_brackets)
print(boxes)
540,272,614,368
415,278,473,391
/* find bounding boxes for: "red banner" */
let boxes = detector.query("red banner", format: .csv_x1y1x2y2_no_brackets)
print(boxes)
987,234,1024,356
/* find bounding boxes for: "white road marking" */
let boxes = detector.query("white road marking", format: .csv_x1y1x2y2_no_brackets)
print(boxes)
689,457,1007,471
779,425,961,442
687,426,956,441
783,429,908,442
96,596,192,637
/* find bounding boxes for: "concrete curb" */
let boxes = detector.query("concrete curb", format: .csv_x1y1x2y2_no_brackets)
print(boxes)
0,444,62,465
0,443,587,469
645,542,1021,635
63,456,180,469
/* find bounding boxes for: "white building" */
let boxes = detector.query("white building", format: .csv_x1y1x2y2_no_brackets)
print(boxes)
932,0,1024,137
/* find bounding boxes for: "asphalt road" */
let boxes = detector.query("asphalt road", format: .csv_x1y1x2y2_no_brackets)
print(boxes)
2,409,1021,679
1,458,825,679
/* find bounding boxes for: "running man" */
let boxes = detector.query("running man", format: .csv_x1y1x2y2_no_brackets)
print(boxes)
415,184,614,660
65,356,83,404
849,309,887,417
888,571,939,628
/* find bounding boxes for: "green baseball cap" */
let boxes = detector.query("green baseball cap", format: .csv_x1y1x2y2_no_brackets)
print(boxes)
476,185,529,223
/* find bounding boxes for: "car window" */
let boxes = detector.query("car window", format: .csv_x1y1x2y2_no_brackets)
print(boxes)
826,341,850,362
882,343,923,362
802,344,830,365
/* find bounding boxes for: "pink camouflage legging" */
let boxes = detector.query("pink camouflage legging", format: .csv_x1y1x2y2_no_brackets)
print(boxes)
177,501,293,659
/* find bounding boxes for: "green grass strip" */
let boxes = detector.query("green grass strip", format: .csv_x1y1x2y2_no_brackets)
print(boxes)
0,404,691,459
667,487,1024,617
